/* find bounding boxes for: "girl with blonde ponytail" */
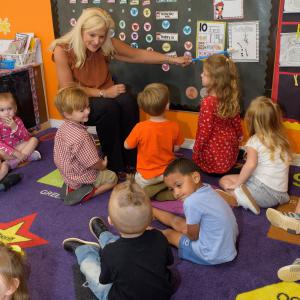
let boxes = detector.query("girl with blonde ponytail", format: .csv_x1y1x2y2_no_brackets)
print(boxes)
193,54,242,174
219,97,292,215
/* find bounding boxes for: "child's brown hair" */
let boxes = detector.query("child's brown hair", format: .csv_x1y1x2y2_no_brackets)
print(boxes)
55,85,89,116
245,96,292,162
0,92,17,110
203,54,240,118
137,83,169,116
0,242,29,300
108,177,152,234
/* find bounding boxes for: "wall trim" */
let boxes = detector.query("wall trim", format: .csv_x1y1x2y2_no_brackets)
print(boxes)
50,118,300,166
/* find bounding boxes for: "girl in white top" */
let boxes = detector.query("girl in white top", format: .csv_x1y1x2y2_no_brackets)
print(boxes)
219,96,292,215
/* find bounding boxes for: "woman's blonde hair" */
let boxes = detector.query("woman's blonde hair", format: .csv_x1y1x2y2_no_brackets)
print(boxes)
203,54,240,118
245,96,292,162
0,242,29,300
49,7,115,68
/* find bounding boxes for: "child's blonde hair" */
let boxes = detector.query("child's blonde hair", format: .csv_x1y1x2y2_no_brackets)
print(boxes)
245,96,292,162
203,54,240,118
0,242,29,300
0,92,17,110
49,7,115,68
137,83,169,116
55,85,89,116
108,177,152,234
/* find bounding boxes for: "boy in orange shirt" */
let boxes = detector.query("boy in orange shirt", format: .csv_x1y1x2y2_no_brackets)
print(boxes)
124,83,184,200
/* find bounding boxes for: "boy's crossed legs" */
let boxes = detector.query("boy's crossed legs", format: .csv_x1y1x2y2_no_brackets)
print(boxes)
63,217,118,300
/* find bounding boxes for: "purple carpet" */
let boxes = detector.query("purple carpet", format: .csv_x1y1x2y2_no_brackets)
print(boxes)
1,128,299,300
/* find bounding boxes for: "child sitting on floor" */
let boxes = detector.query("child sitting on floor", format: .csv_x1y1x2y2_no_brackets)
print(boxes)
124,83,184,200
219,96,292,215
0,92,41,170
192,54,242,175
53,86,117,205
0,242,30,300
153,158,238,265
63,178,177,300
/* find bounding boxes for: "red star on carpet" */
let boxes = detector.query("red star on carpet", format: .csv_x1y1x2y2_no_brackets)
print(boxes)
0,213,48,248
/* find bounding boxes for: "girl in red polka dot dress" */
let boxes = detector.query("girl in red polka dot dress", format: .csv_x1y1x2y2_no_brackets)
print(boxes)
192,55,242,174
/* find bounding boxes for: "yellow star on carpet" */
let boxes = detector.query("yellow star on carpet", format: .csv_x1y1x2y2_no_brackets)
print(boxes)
0,18,11,35
0,223,30,244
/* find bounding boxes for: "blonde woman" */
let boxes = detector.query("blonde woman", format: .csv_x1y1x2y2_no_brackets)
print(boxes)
219,97,292,215
50,7,191,175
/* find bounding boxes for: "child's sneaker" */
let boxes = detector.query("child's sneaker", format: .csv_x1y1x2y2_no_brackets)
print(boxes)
62,238,100,254
266,208,300,234
234,184,260,215
27,150,41,161
0,173,22,191
89,217,109,240
278,258,300,282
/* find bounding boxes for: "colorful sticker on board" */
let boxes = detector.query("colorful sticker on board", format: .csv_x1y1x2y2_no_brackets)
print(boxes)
162,63,170,72
131,32,139,41
145,34,153,43
183,25,192,35
131,42,139,48
143,0,151,5
184,51,192,57
119,32,126,41
130,7,139,17
213,0,244,20
184,41,193,50
156,32,178,41
93,0,100,3
156,0,177,2
156,11,178,20
81,0,88,3
69,0,76,3
196,21,226,57
70,18,77,27
143,8,151,17
144,22,152,31
186,86,198,100
119,20,126,29
162,20,171,30
0,18,11,35
107,0,116,2
130,0,139,4
147,47,154,51
120,0,127,3
109,8,114,13
162,42,171,52
132,23,140,31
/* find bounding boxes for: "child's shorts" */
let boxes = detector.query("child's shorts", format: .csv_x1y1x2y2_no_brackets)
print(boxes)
245,176,289,208
134,172,163,188
178,235,211,265
94,169,117,187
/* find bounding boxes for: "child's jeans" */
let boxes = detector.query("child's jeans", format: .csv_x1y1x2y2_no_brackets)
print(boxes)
75,231,119,300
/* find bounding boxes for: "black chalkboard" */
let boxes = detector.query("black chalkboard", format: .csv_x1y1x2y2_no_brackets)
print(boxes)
50,0,277,114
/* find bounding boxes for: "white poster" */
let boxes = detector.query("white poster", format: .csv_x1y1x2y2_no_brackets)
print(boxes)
284,0,300,13
228,21,259,62
196,21,226,57
279,33,300,66
213,0,243,20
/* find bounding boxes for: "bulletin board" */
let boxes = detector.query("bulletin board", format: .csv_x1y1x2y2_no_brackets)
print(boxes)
50,0,276,114
272,0,300,127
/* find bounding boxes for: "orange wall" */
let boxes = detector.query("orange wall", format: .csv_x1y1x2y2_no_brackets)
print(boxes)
2,1,300,153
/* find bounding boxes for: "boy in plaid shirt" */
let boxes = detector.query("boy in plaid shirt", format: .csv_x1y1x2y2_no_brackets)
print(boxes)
54,86,117,205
